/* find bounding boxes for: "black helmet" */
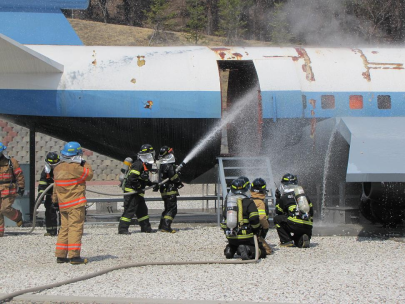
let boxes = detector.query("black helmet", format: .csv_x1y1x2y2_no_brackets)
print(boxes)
251,178,267,193
45,152,60,165
281,173,297,185
138,144,155,163
238,176,251,190
139,144,154,155
231,178,249,195
159,145,173,159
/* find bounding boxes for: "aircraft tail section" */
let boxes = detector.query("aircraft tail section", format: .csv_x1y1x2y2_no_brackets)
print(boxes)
0,34,64,74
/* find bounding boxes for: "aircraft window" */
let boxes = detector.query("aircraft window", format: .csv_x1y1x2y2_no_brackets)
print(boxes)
377,95,391,109
302,95,307,109
349,95,363,109
321,95,335,109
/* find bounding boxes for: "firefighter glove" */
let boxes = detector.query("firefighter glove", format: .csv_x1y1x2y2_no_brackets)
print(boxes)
17,188,25,197
80,159,86,166
275,189,281,199
177,183,184,189
153,184,159,192
140,171,149,180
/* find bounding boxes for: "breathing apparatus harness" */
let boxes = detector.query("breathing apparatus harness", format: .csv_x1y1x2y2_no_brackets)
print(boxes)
225,194,248,236
281,184,310,221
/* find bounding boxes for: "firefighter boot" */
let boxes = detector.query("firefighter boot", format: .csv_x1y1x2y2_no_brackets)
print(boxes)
224,244,236,259
259,236,273,255
160,218,175,233
237,245,252,260
297,234,310,248
56,257,70,263
139,219,152,233
70,257,88,265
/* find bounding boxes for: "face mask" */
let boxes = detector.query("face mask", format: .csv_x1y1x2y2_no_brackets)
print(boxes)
139,153,155,164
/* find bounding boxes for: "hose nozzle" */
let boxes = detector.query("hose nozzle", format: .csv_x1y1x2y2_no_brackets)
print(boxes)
176,161,186,173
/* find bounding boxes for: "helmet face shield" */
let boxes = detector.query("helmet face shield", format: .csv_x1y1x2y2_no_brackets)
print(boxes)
160,153,175,164
139,152,155,164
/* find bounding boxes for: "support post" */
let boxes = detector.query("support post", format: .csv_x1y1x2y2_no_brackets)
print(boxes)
29,126,35,222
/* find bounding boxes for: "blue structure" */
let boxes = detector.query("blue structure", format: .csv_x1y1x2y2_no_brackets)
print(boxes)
0,0,89,45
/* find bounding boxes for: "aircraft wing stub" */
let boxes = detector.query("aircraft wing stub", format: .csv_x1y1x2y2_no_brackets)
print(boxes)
0,34,64,74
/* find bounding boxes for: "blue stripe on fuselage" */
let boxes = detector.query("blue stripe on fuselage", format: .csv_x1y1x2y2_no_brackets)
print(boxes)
261,91,405,119
1,89,405,119
0,90,221,118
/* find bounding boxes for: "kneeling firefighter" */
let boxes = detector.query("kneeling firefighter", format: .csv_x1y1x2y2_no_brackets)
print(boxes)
37,152,61,236
250,178,272,255
154,146,184,233
118,144,155,234
274,173,313,248
221,178,266,260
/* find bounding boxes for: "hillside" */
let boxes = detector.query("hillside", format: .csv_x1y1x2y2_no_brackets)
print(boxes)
68,19,274,47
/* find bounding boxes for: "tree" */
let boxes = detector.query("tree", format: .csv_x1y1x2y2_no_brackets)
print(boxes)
120,0,152,27
144,0,177,45
97,0,110,24
268,2,294,44
184,0,207,44
217,0,251,45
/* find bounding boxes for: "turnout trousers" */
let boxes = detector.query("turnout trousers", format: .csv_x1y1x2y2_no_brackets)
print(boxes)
118,193,151,233
274,214,312,244
159,195,178,230
55,205,85,259
0,194,22,237
44,195,60,235
224,237,266,259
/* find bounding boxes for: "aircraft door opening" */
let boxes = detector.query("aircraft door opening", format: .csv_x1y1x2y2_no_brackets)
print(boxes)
217,60,262,156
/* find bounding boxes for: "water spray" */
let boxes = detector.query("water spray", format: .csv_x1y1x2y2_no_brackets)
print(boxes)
182,87,259,165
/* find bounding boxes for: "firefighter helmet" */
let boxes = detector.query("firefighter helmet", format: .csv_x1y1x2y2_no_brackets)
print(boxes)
281,173,298,185
45,152,60,165
138,144,155,163
60,142,83,157
238,176,251,190
251,178,267,193
0,142,6,157
230,178,249,195
158,145,174,159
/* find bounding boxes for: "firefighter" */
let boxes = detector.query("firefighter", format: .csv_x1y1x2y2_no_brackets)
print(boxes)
250,178,272,254
118,144,154,234
155,146,184,233
274,173,313,248
52,142,93,264
0,142,25,236
37,152,61,236
221,178,266,260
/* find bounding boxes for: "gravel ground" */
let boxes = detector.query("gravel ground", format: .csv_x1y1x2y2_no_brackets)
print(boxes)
2,224,405,304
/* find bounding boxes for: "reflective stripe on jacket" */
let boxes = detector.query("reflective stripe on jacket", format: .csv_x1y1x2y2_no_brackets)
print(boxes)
0,157,25,196
53,162,93,210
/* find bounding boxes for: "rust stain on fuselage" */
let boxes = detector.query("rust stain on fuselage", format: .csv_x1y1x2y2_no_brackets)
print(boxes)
137,56,146,67
262,47,315,82
210,48,244,60
92,50,97,66
352,49,404,82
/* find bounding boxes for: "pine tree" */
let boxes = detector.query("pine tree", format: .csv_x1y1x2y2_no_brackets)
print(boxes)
184,0,207,44
145,0,176,45
217,0,250,45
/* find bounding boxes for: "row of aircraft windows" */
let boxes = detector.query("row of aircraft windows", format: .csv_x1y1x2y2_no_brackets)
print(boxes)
302,95,392,110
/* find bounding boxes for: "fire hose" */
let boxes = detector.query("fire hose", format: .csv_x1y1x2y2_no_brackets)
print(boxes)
26,177,171,234
0,235,259,303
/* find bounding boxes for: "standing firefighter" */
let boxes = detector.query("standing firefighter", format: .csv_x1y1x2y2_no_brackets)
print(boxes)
118,144,154,234
221,178,266,260
250,178,272,255
53,142,93,264
0,142,25,236
155,146,183,233
274,173,313,248
37,152,60,236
